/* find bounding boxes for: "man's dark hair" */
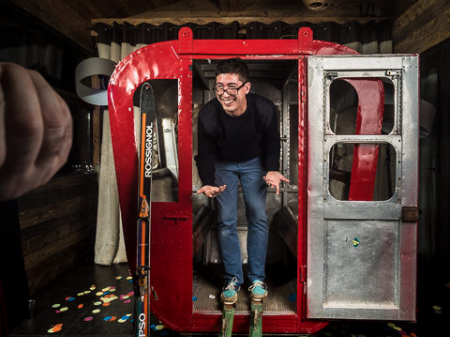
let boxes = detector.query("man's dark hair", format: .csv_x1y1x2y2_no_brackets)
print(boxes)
216,58,249,82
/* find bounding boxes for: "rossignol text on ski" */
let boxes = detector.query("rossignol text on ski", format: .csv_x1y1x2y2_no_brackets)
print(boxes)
135,82,156,337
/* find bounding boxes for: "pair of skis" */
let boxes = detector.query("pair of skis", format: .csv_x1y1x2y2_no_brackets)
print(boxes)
135,83,156,337
219,299,264,337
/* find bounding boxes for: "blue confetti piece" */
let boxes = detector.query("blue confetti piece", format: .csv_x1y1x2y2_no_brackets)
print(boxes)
150,324,156,331
66,297,75,302
288,293,297,302
103,316,112,321
193,296,198,302
353,237,360,248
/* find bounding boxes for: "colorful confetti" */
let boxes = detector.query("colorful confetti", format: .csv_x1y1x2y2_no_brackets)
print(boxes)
92,309,101,314
84,316,93,322
51,304,61,309
47,323,63,333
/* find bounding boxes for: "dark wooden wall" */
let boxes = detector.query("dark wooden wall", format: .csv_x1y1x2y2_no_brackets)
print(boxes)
18,173,98,295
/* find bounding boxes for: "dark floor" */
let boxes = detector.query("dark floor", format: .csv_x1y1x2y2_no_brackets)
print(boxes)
10,259,450,337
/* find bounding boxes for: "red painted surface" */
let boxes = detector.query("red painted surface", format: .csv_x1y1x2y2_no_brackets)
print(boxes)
345,79,385,201
107,27,381,334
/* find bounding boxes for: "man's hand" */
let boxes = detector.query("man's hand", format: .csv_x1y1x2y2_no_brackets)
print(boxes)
263,171,290,195
197,184,227,198
0,63,73,202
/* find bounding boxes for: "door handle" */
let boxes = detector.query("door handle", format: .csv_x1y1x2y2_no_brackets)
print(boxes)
402,206,419,222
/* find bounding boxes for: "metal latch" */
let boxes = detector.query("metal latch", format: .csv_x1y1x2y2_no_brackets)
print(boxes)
402,206,419,222
386,70,402,78
326,72,338,80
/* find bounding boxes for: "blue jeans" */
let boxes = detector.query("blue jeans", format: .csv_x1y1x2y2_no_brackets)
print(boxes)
215,156,269,286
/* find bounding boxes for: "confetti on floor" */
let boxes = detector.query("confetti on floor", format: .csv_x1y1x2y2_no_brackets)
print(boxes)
47,323,63,334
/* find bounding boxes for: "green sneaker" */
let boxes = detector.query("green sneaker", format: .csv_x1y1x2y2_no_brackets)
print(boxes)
221,277,240,305
248,280,268,302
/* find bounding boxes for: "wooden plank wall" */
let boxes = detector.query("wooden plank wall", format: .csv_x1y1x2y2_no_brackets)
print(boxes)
18,173,98,295
393,0,450,53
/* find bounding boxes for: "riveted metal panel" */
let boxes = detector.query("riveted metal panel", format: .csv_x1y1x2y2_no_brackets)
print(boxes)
306,55,419,321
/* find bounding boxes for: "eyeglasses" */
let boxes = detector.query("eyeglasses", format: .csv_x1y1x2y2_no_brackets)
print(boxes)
213,81,248,96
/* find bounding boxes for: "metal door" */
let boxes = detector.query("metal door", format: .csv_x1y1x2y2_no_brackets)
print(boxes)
306,55,419,321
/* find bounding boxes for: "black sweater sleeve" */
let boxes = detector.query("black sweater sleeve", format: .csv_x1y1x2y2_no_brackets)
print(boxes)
256,96,280,172
195,106,218,186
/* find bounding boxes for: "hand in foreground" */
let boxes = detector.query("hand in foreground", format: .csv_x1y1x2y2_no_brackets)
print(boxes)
196,185,227,198
0,63,73,202
263,171,290,195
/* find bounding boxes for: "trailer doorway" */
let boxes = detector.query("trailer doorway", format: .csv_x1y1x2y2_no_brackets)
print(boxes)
191,59,300,315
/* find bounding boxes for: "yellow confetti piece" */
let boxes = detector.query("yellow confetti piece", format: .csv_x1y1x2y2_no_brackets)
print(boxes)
96,292,104,296
94,301,102,306
60,307,68,312
92,309,101,314
155,325,164,331
102,287,111,292
51,304,61,309
77,292,84,296
387,322,396,328
84,290,91,295
126,276,133,280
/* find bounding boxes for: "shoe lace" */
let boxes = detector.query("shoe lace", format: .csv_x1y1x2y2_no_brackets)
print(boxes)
224,277,238,291
248,280,265,291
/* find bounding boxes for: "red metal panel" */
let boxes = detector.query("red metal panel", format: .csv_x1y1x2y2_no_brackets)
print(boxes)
344,79,385,201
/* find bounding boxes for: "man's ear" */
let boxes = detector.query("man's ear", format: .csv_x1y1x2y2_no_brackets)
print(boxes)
245,81,251,94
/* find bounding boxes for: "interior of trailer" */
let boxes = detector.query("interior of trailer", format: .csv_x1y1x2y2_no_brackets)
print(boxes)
191,59,299,314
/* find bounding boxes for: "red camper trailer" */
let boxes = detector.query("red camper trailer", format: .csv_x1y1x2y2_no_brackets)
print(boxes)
107,27,419,335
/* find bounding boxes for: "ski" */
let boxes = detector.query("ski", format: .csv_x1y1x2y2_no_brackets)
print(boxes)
135,82,156,337
219,303,235,337
249,301,263,337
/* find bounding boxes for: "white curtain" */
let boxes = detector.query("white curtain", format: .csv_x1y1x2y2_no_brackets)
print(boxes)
94,40,146,265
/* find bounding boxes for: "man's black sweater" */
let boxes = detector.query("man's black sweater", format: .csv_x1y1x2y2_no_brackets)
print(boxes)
195,93,280,186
